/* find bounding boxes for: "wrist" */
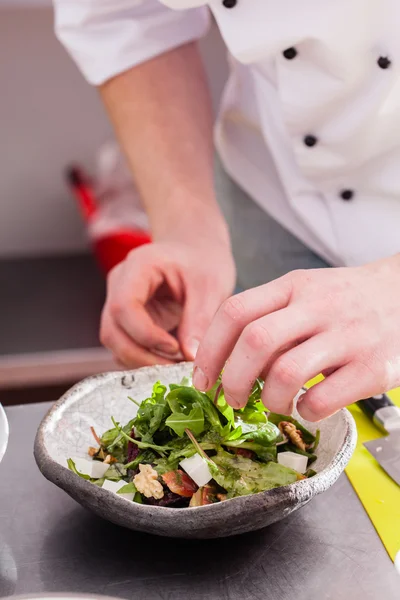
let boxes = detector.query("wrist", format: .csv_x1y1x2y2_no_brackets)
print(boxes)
150,192,231,249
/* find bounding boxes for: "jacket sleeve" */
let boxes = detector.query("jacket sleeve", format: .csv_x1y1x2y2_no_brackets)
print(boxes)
53,0,210,85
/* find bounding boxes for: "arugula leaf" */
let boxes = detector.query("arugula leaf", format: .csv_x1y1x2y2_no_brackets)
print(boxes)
223,426,243,442
169,376,191,391
167,387,222,432
207,383,235,427
267,413,316,444
165,403,204,437
237,406,268,425
128,396,140,407
311,429,321,452
101,418,135,462
111,417,172,455
133,381,170,443
248,378,264,404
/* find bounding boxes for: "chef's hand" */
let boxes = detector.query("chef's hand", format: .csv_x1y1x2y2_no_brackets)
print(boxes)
193,255,400,421
100,238,235,368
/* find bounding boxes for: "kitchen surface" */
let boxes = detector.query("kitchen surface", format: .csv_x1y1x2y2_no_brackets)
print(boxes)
1,401,399,600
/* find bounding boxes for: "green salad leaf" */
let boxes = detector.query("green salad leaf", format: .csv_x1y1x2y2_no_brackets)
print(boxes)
133,381,170,443
211,450,298,498
111,417,172,455
165,403,205,437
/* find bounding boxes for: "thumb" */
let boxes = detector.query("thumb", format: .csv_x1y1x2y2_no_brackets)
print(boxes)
178,280,222,361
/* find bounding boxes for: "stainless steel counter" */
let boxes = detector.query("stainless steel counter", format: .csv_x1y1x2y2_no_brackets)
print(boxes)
1,402,398,600
0,254,116,389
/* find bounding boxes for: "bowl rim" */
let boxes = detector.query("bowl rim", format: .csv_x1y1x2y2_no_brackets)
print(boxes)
0,402,9,463
34,364,357,516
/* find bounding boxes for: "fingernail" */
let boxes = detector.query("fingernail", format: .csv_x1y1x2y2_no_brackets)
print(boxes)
187,338,200,360
193,366,208,391
154,342,179,356
225,392,242,410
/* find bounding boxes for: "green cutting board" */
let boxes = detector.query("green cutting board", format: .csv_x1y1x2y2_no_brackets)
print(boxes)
346,389,400,564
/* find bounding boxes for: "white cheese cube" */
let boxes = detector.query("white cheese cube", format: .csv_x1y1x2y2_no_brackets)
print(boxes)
277,451,308,474
180,453,212,487
102,479,135,501
73,458,110,479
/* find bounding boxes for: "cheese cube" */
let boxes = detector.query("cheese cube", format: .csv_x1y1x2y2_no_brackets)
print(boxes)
277,451,308,474
102,479,135,501
180,453,212,487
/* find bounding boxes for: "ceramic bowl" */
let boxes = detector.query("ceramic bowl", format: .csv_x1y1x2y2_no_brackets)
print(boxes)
0,403,9,463
34,362,357,539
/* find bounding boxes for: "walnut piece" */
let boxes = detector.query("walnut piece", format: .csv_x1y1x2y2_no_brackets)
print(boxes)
279,421,308,452
133,464,164,499
103,454,117,465
88,446,97,457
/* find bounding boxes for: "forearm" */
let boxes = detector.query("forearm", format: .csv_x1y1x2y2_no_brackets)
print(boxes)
100,42,229,244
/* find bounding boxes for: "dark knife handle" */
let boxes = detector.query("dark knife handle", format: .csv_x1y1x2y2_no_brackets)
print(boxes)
357,394,394,418
357,394,400,432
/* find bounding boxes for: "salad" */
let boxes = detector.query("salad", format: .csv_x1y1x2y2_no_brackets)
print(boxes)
68,375,320,507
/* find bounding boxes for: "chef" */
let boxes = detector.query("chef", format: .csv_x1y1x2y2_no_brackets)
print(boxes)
54,0,400,420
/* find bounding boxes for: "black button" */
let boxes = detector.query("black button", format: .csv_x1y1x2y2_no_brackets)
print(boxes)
304,135,318,147
340,189,354,201
377,56,391,69
222,0,237,7
283,47,298,60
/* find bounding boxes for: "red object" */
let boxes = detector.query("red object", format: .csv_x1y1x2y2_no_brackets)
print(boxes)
93,230,151,274
66,165,151,274
161,470,198,497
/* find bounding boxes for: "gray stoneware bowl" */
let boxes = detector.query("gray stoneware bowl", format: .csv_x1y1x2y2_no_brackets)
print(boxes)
34,362,357,539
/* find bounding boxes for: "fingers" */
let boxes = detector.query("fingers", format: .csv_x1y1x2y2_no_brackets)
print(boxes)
220,306,319,409
297,360,386,422
194,275,293,390
100,309,174,369
178,275,229,361
105,260,180,355
261,333,349,415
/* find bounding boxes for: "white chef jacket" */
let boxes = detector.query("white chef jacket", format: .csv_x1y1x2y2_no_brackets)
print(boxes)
54,0,400,267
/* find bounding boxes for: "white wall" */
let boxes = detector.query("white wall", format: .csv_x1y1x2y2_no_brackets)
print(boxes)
0,7,228,258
